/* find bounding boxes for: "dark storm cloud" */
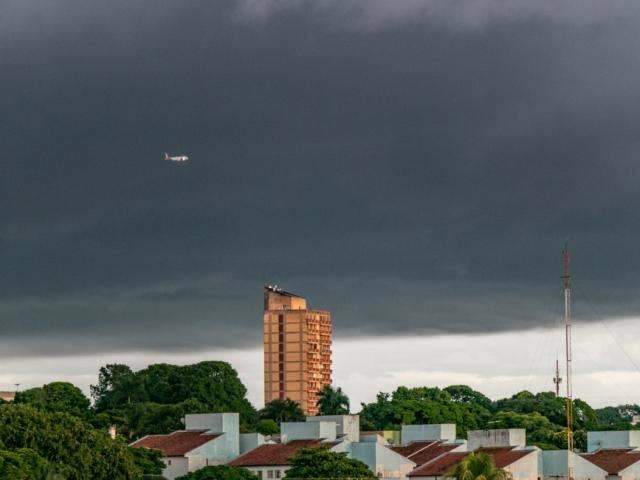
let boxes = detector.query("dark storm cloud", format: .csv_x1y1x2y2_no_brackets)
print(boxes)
3,0,640,357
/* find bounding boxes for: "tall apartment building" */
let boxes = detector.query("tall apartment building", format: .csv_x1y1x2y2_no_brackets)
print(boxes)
263,286,332,416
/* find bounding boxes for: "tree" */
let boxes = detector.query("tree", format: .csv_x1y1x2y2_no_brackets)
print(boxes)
91,364,140,411
15,382,90,418
359,386,490,435
284,447,375,479
259,399,305,423
445,385,494,412
256,419,279,436
446,452,512,480
176,465,258,480
91,361,258,434
0,404,142,479
0,448,58,480
489,411,565,450
129,446,165,476
316,385,350,415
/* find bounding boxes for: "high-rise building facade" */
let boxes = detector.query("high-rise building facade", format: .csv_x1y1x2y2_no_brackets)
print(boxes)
263,286,332,416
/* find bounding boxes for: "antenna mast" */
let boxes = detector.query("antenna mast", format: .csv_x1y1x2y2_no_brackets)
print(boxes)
563,244,574,478
553,358,562,397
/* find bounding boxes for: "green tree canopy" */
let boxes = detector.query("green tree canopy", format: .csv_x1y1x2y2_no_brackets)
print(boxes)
256,419,279,436
488,411,566,450
316,385,350,415
359,386,490,435
0,404,142,479
446,452,511,480
284,447,376,479
0,448,58,480
259,399,305,423
15,382,90,418
176,465,258,480
91,361,258,434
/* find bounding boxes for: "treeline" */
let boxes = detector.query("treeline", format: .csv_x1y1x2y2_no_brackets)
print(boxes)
359,385,639,450
1,360,639,478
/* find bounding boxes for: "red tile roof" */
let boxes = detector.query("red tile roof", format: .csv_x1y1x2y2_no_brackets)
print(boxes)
392,441,461,465
131,430,220,457
407,447,534,477
580,449,640,474
229,440,331,467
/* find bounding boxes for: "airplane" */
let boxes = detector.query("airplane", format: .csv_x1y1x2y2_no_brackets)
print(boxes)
163,152,189,162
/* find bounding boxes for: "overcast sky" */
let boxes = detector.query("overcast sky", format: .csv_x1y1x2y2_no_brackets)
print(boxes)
3,0,640,407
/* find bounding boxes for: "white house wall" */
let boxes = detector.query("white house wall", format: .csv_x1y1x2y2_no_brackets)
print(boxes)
503,450,540,480
161,457,189,480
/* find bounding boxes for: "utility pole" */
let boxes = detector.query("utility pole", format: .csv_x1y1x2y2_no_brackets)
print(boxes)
562,244,573,479
553,358,562,397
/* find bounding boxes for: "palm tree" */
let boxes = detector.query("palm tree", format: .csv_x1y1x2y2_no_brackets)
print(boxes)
446,452,512,480
316,385,350,415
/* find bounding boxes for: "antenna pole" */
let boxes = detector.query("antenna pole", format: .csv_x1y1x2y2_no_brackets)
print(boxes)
553,358,562,397
563,244,573,478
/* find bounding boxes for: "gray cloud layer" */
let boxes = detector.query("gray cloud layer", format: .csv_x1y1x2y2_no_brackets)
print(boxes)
3,0,640,357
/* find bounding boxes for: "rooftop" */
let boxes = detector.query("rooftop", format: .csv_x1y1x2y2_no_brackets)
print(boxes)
392,440,461,465
130,430,220,457
580,448,640,474
407,447,534,477
229,439,333,467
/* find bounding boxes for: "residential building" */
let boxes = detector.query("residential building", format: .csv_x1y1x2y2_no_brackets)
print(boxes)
228,437,341,479
131,413,239,480
391,424,464,467
580,448,640,480
349,440,416,480
407,429,540,480
541,450,607,480
263,286,332,415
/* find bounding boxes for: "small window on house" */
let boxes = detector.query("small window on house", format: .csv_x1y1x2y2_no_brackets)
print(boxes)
268,470,274,479
257,472,263,480
167,460,172,466
276,470,281,478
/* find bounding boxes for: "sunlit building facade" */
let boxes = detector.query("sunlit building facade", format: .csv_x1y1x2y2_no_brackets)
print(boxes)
263,286,332,415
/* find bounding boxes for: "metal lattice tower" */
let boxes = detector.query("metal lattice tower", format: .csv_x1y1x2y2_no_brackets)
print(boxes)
562,244,574,478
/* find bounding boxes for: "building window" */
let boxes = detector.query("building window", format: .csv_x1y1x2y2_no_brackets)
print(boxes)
257,472,263,479
268,470,274,479
167,460,172,466
276,470,281,478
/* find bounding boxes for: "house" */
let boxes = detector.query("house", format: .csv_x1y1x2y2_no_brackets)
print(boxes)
349,435,417,479
407,429,539,480
229,417,344,479
131,413,239,480
580,449,640,480
391,424,465,467
541,450,608,480
228,438,341,479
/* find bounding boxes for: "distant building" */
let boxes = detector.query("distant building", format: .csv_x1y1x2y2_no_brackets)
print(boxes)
0,391,15,402
263,286,332,415
130,413,239,480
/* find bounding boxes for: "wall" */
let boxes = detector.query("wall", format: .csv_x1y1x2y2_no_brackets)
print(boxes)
247,465,290,480
402,425,456,444
467,429,526,450
307,415,360,442
184,413,240,460
587,431,640,453
161,457,189,480
240,433,267,454
281,421,336,442
542,450,607,480
503,449,540,480
349,442,416,480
